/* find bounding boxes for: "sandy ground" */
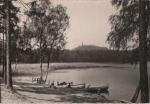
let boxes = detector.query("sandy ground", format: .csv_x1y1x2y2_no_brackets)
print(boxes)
1,85,29,103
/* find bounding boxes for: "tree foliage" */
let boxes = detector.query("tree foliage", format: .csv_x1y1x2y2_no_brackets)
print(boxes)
25,0,69,50
107,0,150,50
23,0,69,82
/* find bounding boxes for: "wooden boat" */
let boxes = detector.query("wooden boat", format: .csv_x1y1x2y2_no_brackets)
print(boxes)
69,84,109,94
84,86,109,93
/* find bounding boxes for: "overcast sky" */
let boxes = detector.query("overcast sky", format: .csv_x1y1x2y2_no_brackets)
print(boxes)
52,0,115,49
19,0,115,49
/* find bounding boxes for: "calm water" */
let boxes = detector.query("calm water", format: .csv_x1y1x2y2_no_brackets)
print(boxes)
47,64,150,101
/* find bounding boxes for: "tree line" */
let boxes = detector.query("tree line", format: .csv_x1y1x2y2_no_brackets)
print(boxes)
7,48,141,63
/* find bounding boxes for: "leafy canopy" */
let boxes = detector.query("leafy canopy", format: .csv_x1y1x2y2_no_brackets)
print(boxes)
107,0,150,50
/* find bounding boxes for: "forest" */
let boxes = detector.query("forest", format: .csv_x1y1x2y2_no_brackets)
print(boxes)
1,47,140,63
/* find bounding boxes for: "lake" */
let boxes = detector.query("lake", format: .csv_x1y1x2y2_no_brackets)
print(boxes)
46,63,150,101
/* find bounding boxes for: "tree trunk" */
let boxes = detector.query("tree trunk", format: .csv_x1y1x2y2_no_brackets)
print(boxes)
6,0,13,89
44,59,49,83
15,57,18,73
39,41,43,82
2,18,7,84
2,30,4,79
131,81,141,103
139,0,149,102
2,33,7,84
44,49,52,82
2,18,6,83
14,45,18,73
4,55,7,84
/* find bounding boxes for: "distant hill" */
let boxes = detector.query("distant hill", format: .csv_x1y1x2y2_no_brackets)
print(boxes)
73,45,108,51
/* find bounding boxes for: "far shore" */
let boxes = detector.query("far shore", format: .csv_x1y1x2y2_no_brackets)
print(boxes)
0,62,139,77
4,62,135,77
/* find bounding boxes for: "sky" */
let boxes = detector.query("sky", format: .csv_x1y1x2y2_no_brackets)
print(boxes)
19,0,115,49
51,0,115,49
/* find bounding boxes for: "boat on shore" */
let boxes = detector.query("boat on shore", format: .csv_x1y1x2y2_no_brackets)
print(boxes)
84,86,109,93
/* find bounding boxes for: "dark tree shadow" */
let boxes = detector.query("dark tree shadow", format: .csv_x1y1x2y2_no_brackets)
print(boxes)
13,81,110,103
14,82,64,95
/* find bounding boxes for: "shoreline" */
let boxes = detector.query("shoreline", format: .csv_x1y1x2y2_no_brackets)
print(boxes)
9,62,134,77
